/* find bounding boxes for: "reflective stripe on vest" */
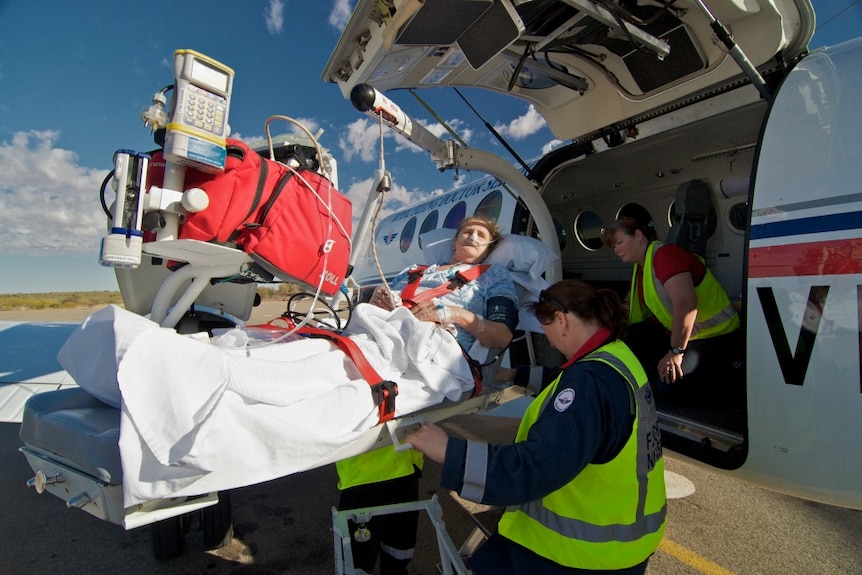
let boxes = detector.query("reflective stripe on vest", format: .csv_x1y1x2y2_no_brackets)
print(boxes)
637,241,739,340
497,342,666,569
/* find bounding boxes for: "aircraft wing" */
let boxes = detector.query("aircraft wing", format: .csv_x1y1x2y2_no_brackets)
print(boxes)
323,0,815,143
0,321,78,423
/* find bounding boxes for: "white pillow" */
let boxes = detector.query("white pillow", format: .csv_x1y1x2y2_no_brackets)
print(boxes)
420,228,456,264
420,229,559,279
485,234,560,279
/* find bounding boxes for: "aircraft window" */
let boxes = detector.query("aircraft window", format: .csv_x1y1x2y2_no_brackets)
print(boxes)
474,191,503,223
443,201,467,229
503,63,558,89
615,203,654,224
400,216,417,253
574,211,603,251
418,212,439,249
729,202,748,231
614,203,656,241
555,217,567,252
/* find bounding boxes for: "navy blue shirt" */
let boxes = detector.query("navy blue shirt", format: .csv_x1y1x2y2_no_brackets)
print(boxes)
440,357,635,506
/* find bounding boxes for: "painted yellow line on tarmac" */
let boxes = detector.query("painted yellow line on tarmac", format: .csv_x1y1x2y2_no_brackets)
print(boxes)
658,538,737,575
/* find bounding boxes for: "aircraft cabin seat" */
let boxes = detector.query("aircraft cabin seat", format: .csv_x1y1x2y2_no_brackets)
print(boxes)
665,179,715,256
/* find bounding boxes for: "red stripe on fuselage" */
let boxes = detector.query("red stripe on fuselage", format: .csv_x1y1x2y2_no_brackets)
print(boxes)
749,239,862,278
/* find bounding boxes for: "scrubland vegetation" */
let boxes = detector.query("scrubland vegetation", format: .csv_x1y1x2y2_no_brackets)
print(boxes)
0,284,302,311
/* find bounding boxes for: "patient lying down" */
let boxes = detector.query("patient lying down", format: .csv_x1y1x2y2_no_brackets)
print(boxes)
58,303,475,507
54,222,558,507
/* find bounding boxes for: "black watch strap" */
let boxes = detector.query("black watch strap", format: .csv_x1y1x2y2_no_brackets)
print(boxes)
671,346,686,355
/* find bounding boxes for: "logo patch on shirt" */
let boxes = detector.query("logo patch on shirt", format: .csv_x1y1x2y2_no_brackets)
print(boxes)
554,388,576,412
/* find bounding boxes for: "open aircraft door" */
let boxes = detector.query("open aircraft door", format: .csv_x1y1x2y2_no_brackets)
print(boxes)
742,38,862,509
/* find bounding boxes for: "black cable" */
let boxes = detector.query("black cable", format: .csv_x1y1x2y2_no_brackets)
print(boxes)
99,169,114,219
507,42,533,93
284,292,344,331
815,0,862,34
452,87,537,182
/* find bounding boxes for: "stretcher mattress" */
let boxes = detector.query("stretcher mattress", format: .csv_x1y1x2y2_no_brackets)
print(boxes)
20,387,122,484
28,304,475,507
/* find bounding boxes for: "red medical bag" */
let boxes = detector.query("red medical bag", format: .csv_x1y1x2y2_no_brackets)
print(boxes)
147,138,352,295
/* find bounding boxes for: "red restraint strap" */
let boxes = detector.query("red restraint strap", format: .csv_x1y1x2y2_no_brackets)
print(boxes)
246,318,398,424
399,264,490,308
298,325,398,424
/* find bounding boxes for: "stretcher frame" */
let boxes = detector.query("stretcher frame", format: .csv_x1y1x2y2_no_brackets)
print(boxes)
19,242,530,530
332,494,472,575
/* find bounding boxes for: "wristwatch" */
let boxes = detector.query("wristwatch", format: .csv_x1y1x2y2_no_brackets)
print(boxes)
670,346,686,355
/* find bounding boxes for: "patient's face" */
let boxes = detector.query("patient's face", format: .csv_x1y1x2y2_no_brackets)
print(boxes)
453,224,493,263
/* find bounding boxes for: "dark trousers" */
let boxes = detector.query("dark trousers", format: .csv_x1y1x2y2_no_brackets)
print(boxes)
623,320,744,402
338,468,420,575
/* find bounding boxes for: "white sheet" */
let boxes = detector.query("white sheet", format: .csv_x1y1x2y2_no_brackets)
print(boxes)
59,304,474,506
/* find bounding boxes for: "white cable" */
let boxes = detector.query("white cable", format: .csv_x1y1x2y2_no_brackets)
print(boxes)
225,116,345,349
370,114,396,298
263,115,324,170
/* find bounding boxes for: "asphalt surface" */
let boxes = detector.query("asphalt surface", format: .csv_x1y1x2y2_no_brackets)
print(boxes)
2,303,862,574
4,412,862,575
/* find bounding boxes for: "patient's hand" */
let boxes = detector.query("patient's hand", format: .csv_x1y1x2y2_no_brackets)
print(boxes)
411,300,448,324
370,286,397,311
404,422,449,464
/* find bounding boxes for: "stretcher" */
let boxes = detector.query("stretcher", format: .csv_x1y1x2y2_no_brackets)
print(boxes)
18,237,532,534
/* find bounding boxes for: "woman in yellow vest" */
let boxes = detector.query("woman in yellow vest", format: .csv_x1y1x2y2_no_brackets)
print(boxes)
406,279,667,574
602,204,741,397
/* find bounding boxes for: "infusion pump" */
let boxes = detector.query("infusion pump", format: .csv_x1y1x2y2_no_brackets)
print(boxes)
164,49,235,173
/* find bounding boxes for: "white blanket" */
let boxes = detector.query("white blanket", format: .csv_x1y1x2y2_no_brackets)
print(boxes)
59,304,474,506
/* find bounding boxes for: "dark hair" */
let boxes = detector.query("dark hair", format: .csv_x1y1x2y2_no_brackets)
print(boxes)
526,279,628,340
601,204,656,247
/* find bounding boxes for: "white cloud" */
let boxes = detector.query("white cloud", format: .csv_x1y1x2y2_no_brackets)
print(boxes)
328,0,354,30
0,131,109,254
542,138,564,154
264,0,285,34
338,117,421,163
288,116,321,138
494,105,547,140
339,117,380,163
341,174,446,228
392,118,473,154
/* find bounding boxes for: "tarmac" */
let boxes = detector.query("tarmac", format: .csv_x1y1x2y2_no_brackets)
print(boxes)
5,302,862,574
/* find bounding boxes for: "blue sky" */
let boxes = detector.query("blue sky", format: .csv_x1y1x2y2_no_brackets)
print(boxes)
0,0,860,294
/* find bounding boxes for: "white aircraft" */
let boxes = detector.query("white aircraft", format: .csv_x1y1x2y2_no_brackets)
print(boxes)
8,0,861,564
323,0,862,511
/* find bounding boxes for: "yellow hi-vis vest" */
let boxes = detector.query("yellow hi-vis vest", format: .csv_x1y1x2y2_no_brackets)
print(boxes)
336,446,424,490
629,241,739,340
497,341,667,570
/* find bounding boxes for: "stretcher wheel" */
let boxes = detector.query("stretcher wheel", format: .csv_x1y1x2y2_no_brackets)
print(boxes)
202,490,234,549
151,515,185,561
